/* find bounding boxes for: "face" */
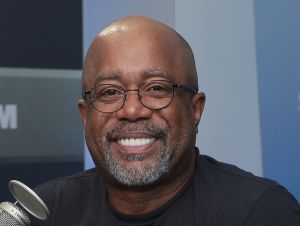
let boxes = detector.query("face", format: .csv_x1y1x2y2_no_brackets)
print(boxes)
79,30,205,187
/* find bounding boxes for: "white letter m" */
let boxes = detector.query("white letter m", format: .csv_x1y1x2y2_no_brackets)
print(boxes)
0,104,18,129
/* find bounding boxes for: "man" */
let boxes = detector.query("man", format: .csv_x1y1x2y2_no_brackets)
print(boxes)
33,16,300,225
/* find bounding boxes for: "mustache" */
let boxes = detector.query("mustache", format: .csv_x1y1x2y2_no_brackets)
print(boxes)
105,121,167,142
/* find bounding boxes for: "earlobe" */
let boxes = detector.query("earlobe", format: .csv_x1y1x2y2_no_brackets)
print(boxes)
192,92,206,127
78,100,88,128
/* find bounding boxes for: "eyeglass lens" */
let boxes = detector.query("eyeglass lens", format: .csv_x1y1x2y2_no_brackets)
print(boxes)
90,80,175,113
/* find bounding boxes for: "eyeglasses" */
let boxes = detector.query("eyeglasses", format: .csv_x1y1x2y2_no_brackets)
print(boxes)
82,80,197,113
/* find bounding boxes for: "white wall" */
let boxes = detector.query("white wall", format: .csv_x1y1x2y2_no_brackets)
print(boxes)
175,0,262,175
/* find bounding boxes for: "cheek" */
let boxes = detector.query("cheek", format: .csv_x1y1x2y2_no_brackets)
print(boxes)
163,97,194,128
161,102,195,146
86,112,104,136
84,112,113,157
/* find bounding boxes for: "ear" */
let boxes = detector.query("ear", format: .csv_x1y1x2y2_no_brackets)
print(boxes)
78,99,88,129
192,92,206,128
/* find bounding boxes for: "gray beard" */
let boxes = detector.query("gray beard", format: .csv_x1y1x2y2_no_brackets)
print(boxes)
103,142,170,186
102,121,171,186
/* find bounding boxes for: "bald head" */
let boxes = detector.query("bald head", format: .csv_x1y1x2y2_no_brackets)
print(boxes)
82,16,198,92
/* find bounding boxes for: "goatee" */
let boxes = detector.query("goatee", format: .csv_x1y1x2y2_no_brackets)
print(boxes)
102,121,170,186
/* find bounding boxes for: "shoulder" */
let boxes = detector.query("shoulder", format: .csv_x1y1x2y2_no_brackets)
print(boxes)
244,185,300,225
194,154,300,225
34,168,104,211
32,168,106,225
35,168,101,195
196,154,280,190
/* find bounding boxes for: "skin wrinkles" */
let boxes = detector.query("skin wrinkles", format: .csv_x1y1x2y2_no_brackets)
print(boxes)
88,69,176,90
78,16,205,215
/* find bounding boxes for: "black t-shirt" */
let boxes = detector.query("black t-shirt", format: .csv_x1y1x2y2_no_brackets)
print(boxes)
32,151,300,226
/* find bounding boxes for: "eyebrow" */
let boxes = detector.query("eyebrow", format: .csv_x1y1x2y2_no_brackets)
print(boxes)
142,69,174,81
93,69,175,85
93,71,121,85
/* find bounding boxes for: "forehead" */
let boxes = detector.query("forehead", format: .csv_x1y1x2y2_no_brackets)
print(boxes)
93,69,174,84
84,30,188,87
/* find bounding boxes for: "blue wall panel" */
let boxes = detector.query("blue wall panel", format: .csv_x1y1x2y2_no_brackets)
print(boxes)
0,0,83,201
254,0,300,201
0,0,82,69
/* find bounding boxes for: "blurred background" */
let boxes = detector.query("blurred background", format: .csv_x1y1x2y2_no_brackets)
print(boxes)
0,0,299,202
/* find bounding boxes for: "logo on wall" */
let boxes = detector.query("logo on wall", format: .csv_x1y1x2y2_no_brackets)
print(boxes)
0,104,18,130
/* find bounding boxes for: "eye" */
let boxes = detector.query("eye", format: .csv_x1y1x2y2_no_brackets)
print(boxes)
150,85,165,92
93,85,124,102
101,88,120,96
144,82,172,97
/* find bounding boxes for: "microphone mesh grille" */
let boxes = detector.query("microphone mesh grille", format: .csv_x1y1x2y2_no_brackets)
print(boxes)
0,202,31,226
0,209,21,226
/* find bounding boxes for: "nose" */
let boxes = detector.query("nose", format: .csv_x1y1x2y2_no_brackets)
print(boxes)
116,90,152,121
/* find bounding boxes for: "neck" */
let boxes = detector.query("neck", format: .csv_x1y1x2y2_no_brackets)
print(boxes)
106,151,196,215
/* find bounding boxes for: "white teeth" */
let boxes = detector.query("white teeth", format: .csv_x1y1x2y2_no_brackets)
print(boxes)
117,138,155,146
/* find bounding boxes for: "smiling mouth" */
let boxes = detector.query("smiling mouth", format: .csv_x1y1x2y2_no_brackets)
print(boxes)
117,138,156,147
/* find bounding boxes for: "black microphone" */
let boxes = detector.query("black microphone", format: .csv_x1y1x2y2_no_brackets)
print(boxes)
0,180,49,226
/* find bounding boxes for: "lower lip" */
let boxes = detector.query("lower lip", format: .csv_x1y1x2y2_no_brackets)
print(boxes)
111,139,158,154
